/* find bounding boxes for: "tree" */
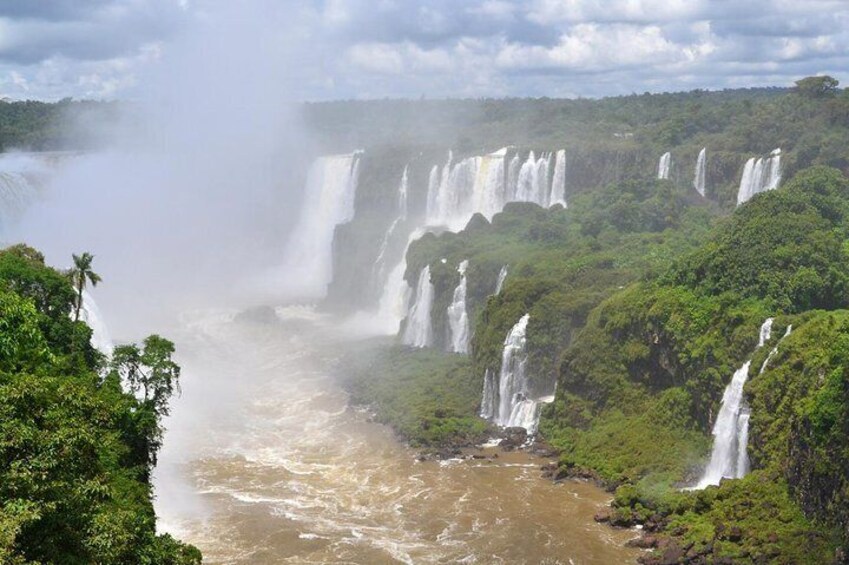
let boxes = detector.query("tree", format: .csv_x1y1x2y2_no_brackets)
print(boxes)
68,252,101,322
795,75,839,99
111,335,181,466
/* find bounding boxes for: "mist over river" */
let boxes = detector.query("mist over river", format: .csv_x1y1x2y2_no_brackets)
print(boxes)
153,305,639,564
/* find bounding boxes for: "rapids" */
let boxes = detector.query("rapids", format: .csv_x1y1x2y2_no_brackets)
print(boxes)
155,307,639,564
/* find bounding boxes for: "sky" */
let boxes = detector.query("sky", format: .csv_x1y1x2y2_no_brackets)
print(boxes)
1,0,849,101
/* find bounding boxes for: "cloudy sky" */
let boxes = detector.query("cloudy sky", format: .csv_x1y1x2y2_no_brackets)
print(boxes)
1,0,848,101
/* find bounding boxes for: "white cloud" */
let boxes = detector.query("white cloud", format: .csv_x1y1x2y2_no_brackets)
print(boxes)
1,0,849,100
496,23,692,71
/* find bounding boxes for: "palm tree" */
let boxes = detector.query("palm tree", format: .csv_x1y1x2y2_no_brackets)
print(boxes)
69,252,102,322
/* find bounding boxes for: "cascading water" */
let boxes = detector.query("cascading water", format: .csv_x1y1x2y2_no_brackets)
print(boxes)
0,153,49,235
480,368,497,419
760,324,792,374
478,313,552,436
78,290,114,356
549,149,567,207
515,151,551,206
695,318,774,488
657,152,671,180
282,153,361,296
693,147,706,197
496,314,531,427
736,148,782,206
446,260,470,354
495,265,508,295
401,265,434,348
372,166,409,282
425,147,564,232
375,228,425,334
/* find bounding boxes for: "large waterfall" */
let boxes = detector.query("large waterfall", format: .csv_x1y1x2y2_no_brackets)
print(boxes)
695,318,774,488
401,265,434,348
693,148,706,196
282,153,361,296
657,152,671,180
373,166,409,283
0,153,50,235
478,313,552,436
79,290,114,356
425,147,565,231
736,149,782,206
446,260,470,354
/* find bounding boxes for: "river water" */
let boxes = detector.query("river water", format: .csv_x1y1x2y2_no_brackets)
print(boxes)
154,306,639,564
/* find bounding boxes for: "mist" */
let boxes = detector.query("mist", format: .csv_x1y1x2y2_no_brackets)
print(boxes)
8,1,326,339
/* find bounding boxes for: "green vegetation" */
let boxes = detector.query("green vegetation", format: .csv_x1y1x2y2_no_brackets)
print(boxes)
352,155,849,561
0,98,119,151
0,245,200,564
344,343,488,447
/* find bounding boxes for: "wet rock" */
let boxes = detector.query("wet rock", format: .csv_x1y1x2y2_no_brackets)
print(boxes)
644,513,667,532
728,526,743,542
498,427,527,450
594,509,612,523
659,541,685,565
626,534,659,549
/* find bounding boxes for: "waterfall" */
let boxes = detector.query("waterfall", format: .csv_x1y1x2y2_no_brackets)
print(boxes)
446,260,470,354
372,166,409,282
506,153,520,201
736,149,782,206
471,148,507,219
549,149,567,207
657,152,671,180
401,265,434,348
375,228,426,334
496,314,531,427
495,266,508,295
480,368,497,419
78,290,114,356
695,318,774,488
0,153,49,234
515,151,551,207
283,153,361,296
760,324,791,374
693,147,706,197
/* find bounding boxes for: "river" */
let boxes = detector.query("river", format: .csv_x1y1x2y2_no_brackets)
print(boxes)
154,305,640,564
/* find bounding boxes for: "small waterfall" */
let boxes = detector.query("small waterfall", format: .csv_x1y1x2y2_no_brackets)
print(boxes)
376,228,425,334
283,153,361,296
79,290,114,356
693,147,706,197
372,166,409,282
760,324,792,374
736,149,782,206
695,318,773,488
549,149,567,207
401,265,434,348
446,260,470,354
657,152,671,180
496,314,531,427
506,153,521,201
495,266,508,295
480,368,497,419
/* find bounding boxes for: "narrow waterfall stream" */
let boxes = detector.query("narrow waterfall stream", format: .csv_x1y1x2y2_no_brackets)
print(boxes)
695,318,777,488
446,260,470,354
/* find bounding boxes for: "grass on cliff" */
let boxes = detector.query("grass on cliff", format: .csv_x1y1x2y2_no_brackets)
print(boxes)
343,344,489,447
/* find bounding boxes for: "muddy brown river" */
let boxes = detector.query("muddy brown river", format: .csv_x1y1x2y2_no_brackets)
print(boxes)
154,306,640,564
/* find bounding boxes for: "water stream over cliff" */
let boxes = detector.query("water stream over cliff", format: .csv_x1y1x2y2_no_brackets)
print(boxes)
154,307,639,564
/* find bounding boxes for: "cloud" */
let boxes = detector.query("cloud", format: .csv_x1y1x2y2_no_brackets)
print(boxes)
0,0,849,100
